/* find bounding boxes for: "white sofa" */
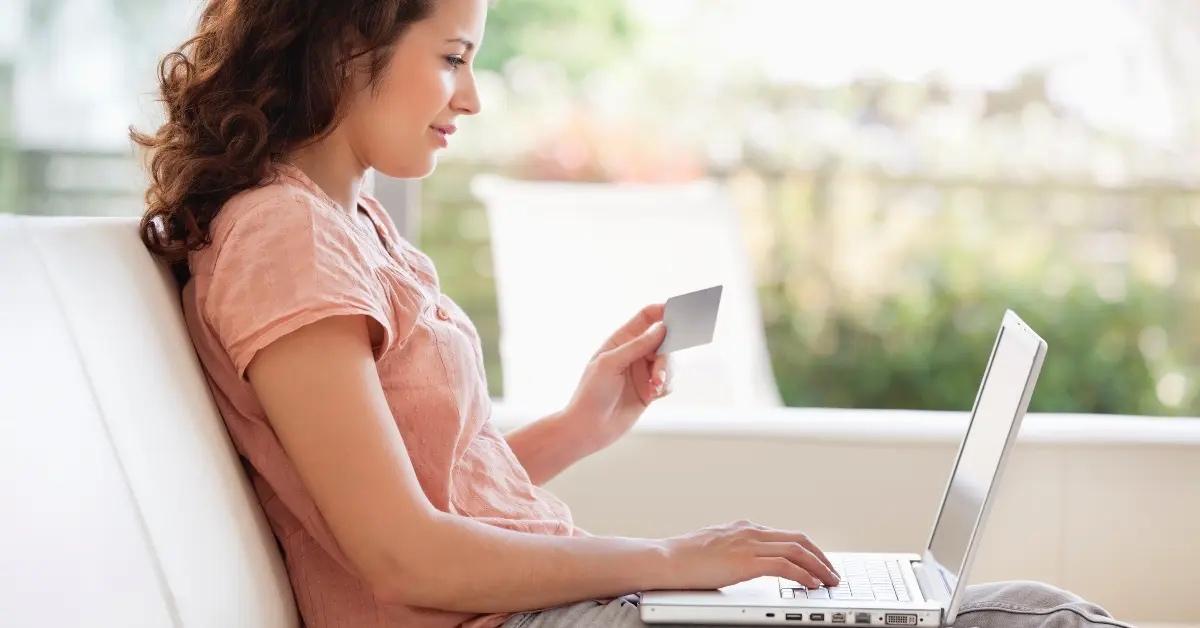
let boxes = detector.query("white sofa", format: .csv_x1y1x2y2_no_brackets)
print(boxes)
3,214,1197,627
2,215,298,627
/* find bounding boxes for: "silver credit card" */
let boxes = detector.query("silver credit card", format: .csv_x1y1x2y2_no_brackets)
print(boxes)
657,285,723,355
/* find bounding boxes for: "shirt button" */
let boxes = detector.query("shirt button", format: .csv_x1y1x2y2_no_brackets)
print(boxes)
436,306,450,321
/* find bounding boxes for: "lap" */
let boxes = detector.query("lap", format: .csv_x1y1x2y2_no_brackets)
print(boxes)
501,581,1134,628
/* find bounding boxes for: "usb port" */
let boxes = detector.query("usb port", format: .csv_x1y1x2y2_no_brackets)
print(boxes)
854,612,872,624
785,613,804,621
832,613,847,624
810,614,826,622
885,614,918,626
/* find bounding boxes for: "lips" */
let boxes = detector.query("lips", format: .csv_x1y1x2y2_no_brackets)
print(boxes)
430,124,456,136
429,125,450,148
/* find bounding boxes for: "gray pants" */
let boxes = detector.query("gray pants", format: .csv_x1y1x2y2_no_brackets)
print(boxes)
501,581,1133,628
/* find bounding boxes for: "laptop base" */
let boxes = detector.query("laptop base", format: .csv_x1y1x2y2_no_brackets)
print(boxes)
641,552,944,626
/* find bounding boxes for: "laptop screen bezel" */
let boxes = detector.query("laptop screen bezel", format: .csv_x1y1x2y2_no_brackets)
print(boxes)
921,310,1047,622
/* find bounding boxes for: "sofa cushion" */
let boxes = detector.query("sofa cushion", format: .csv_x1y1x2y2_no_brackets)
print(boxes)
0,215,298,627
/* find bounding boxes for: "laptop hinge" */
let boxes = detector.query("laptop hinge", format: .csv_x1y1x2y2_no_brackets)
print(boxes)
911,561,950,605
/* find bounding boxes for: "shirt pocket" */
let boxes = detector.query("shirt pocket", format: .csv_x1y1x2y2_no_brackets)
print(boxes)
370,264,430,356
424,292,489,391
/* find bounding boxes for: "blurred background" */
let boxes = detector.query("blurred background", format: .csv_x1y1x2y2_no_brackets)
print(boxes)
3,0,1198,417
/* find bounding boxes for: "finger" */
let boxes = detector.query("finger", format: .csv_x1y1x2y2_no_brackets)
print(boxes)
754,557,820,589
756,541,839,586
753,529,838,577
649,355,667,386
655,361,674,398
599,303,665,353
601,321,667,370
631,358,655,405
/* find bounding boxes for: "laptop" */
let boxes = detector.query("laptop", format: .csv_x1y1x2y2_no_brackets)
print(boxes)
640,310,1048,626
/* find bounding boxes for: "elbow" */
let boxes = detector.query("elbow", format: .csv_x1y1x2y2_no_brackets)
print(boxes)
368,553,442,608
367,519,455,608
371,572,421,607
372,570,462,611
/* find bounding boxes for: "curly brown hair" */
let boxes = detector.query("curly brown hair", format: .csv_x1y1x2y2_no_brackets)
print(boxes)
130,0,434,284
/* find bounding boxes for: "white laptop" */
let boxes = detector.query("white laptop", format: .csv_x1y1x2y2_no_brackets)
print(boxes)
640,310,1048,626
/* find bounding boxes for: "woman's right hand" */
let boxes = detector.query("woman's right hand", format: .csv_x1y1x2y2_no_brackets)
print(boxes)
656,519,841,591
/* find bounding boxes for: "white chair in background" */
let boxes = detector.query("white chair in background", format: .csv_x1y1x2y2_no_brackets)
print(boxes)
472,174,782,414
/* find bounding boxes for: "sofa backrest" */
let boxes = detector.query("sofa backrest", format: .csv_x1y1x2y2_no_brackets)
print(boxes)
0,215,298,627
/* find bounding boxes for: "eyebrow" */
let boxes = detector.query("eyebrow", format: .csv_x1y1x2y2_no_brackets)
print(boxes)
445,37,475,52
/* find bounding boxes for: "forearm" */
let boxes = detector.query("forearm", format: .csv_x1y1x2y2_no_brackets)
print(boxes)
503,408,595,486
392,511,668,613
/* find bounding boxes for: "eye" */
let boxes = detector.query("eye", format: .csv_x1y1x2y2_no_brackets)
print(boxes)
444,55,466,70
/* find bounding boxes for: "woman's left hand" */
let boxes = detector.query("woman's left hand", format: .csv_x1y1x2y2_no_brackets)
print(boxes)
561,302,676,453
561,303,675,454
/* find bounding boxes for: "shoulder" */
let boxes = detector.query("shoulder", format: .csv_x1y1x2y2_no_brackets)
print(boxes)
193,169,351,272
211,170,336,248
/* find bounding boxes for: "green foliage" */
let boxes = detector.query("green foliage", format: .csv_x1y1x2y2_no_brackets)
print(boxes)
421,162,1198,417
418,0,1199,418
762,276,1191,415
477,0,638,80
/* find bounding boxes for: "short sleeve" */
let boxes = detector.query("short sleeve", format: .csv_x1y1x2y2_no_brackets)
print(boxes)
204,198,395,382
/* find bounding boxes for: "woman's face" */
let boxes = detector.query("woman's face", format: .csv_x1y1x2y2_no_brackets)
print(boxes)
345,0,487,179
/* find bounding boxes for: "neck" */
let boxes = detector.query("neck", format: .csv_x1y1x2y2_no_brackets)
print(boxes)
285,132,366,217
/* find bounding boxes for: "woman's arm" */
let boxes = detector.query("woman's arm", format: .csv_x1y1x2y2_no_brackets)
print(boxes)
502,407,597,486
402,514,667,612
246,314,667,613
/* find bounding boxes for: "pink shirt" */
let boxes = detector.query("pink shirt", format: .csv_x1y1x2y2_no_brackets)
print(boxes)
181,163,577,628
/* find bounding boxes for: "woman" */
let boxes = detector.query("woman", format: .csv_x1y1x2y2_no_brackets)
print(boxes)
131,1,1133,627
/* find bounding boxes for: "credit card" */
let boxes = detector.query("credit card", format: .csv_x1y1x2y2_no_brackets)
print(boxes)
657,285,723,355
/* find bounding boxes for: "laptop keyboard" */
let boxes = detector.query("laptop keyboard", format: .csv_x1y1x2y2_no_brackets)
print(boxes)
778,556,911,602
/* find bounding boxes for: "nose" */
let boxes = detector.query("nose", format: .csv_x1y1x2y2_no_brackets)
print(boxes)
450,71,482,116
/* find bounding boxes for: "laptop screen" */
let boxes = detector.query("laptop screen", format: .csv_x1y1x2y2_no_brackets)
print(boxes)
927,322,1041,590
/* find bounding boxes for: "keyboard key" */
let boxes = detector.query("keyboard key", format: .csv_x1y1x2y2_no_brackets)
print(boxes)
828,557,918,602
805,587,830,599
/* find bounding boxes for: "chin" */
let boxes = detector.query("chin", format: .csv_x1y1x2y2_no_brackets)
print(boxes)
375,155,438,180
415,154,439,179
